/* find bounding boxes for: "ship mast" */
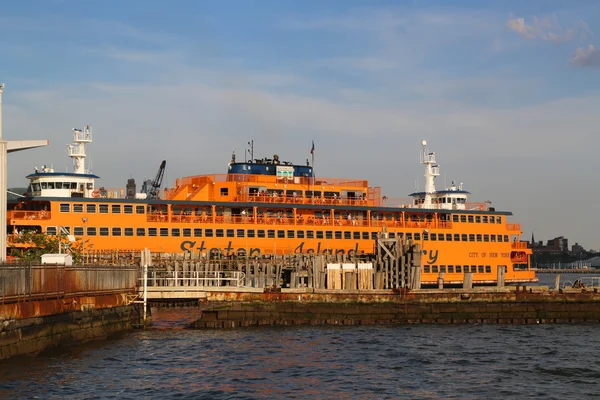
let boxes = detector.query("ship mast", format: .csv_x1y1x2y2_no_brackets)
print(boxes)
68,125,92,174
420,140,440,208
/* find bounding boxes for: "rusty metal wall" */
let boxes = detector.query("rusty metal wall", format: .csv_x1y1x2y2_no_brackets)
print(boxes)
0,264,138,304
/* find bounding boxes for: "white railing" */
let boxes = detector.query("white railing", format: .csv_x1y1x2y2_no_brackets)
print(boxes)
421,153,436,164
564,276,600,289
74,130,92,143
143,270,246,289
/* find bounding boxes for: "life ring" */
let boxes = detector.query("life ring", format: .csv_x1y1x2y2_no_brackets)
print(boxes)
479,205,484,211
91,189,100,198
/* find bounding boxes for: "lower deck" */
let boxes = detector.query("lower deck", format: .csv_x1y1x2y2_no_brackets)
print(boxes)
7,198,536,285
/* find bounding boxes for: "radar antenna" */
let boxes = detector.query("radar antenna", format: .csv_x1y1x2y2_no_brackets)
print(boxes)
247,140,254,163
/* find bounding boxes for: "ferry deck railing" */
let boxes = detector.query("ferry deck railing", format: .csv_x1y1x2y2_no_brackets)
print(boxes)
10,210,521,234
7,210,51,221
175,173,369,188
511,242,528,249
147,214,454,229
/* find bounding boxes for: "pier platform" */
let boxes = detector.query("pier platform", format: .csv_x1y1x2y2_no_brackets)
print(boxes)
0,263,145,359
181,286,600,328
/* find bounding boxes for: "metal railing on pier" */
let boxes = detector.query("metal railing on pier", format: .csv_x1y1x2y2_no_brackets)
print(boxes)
563,276,600,289
0,263,138,304
145,270,245,289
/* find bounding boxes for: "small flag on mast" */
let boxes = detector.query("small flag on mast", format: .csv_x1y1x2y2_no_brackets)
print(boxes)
310,141,315,155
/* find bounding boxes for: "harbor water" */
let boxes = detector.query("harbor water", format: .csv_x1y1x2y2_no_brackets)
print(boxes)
1,305,600,399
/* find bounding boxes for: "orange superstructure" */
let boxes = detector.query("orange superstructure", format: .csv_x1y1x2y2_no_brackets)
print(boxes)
7,135,536,286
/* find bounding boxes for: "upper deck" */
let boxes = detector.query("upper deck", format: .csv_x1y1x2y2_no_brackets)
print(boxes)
164,172,373,203
20,137,497,213
228,158,313,178
162,170,490,211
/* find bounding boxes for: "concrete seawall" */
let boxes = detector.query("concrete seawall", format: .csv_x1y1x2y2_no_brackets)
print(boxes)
189,287,600,328
0,263,144,359
0,294,145,359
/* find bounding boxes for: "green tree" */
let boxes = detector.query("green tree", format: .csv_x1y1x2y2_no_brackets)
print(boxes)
10,231,89,263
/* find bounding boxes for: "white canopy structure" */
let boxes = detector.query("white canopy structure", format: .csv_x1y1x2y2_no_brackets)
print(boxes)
0,84,49,261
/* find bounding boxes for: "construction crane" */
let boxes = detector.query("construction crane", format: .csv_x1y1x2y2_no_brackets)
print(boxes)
142,160,166,199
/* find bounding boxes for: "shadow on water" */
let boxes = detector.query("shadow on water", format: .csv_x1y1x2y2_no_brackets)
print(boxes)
0,308,199,373
149,306,204,329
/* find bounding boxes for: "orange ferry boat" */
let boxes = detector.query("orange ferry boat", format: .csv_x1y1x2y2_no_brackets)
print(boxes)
7,128,537,286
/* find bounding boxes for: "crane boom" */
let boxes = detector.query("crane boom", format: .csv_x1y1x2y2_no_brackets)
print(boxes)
148,160,166,199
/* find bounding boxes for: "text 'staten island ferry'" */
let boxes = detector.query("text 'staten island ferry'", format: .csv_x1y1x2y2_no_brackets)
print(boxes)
7,127,537,286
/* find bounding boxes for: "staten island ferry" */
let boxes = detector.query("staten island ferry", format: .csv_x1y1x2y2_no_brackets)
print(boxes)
7,127,537,286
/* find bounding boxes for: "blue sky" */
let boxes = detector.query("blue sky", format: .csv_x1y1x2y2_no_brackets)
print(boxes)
2,0,600,249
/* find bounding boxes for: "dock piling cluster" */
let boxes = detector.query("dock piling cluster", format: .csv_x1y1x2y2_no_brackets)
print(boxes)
138,236,423,291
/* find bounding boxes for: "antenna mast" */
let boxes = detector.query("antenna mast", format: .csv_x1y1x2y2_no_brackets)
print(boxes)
420,140,440,208
247,140,254,163
68,125,93,174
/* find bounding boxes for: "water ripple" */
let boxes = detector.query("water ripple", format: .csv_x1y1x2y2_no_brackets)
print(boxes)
1,310,600,399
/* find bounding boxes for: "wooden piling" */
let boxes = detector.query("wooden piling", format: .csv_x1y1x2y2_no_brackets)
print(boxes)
463,272,473,289
497,265,505,288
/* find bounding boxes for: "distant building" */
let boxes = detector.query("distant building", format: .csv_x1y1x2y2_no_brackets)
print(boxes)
530,234,571,254
572,242,585,256
550,236,568,253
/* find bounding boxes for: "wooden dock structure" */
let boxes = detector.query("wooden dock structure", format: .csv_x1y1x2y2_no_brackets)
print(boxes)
139,235,425,300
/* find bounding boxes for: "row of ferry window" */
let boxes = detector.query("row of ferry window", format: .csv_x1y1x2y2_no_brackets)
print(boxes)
33,182,94,190
423,265,502,274
57,203,503,225
59,204,145,214
452,215,502,224
45,226,510,242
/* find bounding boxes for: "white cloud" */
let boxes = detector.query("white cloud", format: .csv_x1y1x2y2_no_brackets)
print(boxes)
507,17,536,39
3,6,600,250
307,56,400,72
572,44,600,67
579,20,594,39
6,81,600,249
286,10,405,32
506,15,589,43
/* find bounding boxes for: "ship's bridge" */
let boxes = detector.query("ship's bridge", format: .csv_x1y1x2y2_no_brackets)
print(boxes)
228,155,313,179
26,168,99,198
24,125,99,198
410,182,470,210
410,141,473,210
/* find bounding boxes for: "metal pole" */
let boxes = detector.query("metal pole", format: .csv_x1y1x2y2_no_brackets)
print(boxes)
0,84,6,262
143,263,148,323
0,84,3,141
0,84,48,262
82,218,87,265
311,149,315,204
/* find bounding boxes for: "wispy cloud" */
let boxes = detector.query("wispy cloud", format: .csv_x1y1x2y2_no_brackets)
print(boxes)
307,56,400,72
506,16,591,43
286,10,405,32
3,2,600,249
288,8,497,40
572,44,600,67
102,47,178,63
